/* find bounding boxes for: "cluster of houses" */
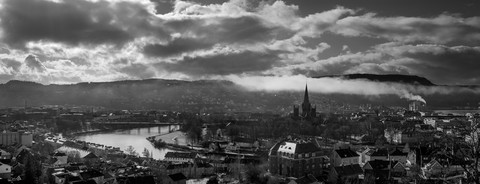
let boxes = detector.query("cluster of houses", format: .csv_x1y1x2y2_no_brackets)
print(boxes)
0,144,41,183
266,109,480,184
268,137,472,184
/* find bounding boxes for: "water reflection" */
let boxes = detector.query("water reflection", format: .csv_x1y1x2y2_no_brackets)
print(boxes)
76,125,179,160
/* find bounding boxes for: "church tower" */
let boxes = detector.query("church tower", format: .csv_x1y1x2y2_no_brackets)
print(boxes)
301,84,312,117
292,83,317,120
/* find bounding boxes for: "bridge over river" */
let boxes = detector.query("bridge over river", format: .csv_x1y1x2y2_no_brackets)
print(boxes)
92,121,182,126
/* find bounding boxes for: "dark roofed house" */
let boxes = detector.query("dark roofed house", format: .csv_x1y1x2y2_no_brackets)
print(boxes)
53,152,67,157
80,169,104,184
51,151,68,166
363,160,406,182
82,152,98,159
228,137,260,151
289,174,321,184
85,180,97,184
166,173,187,184
335,149,359,158
389,149,408,164
65,175,83,184
116,175,155,184
329,164,363,184
331,149,359,167
367,149,389,161
129,175,155,184
364,160,396,171
294,142,322,153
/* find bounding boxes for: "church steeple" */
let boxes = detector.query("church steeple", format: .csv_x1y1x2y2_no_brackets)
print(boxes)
293,83,317,120
301,83,312,118
303,84,309,104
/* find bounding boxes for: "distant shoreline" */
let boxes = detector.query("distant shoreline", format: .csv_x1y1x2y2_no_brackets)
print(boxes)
433,109,480,115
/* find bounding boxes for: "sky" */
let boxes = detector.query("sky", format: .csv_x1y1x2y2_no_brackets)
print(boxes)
0,0,480,87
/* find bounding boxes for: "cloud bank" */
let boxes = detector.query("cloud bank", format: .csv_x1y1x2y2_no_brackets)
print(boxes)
228,75,480,103
0,0,479,93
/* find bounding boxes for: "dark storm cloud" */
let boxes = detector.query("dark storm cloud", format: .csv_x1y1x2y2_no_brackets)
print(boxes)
331,13,480,45
117,63,157,79
69,57,91,66
0,0,158,47
381,44,480,84
157,51,280,76
149,0,174,14
281,43,480,85
144,16,290,57
1,58,22,71
1,0,480,85
282,0,480,17
286,52,385,77
0,47,10,54
211,16,289,43
143,37,214,57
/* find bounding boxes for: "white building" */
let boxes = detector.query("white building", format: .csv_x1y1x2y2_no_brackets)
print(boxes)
0,163,11,179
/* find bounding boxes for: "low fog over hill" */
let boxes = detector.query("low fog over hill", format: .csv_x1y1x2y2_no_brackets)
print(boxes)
1,74,479,111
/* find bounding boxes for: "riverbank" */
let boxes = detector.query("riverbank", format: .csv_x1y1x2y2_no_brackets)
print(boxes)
71,128,113,136
154,131,188,145
75,126,179,160
147,130,208,152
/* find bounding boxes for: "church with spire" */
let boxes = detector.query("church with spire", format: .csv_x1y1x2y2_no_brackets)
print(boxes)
293,84,316,120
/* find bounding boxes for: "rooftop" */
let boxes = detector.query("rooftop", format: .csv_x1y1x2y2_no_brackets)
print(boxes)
335,149,359,158
275,138,321,155
164,152,197,159
168,173,187,181
334,164,363,176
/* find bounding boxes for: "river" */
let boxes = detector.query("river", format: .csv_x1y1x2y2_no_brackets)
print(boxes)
75,125,181,160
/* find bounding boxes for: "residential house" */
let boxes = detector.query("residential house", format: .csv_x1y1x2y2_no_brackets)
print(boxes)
328,164,363,184
0,163,11,179
363,160,406,183
384,124,435,144
227,137,259,151
164,152,198,163
421,159,466,183
52,172,69,184
80,169,105,184
288,174,322,184
331,149,359,167
165,162,214,179
51,152,68,166
389,149,408,164
0,149,12,163
166,173,187,184
368,149,389,161
55,145,99,162
117,175,155,184
356,147,372,166
62,174,83,184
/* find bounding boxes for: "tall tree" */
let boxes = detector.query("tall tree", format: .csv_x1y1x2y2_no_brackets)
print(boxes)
125,145,138,156
142,148,150,158
24,151,41,184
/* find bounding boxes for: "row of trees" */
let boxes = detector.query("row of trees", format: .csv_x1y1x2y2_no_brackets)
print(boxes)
180,118,204,144
222,114,383,141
